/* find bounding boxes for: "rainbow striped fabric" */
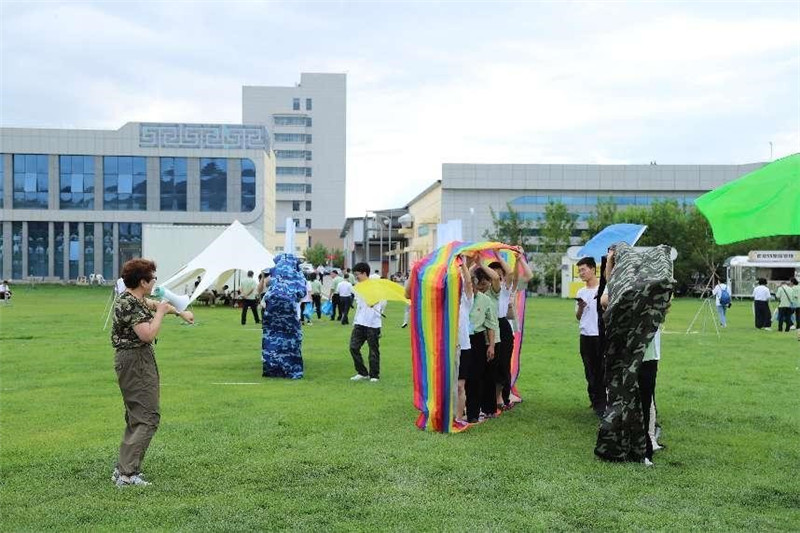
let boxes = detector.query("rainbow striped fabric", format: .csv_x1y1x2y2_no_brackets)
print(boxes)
409,241,528,433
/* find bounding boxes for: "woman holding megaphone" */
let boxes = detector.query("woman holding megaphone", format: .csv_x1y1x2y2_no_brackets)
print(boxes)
110,258,194,487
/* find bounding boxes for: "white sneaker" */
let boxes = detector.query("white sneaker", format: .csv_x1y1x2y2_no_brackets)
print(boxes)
643,458,654,467
369,378,379,383
111,467,145,483
116,473,150,487
350,374,369,381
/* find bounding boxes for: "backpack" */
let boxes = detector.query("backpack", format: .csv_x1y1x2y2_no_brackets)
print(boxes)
719,286,731,307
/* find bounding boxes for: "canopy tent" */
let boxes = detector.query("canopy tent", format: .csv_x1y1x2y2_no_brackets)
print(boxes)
159,220,275,305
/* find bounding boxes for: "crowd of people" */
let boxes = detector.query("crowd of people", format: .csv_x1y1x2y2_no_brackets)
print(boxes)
713,276,800,337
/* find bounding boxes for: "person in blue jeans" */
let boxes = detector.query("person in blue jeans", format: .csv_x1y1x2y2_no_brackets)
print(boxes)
711,278,730,327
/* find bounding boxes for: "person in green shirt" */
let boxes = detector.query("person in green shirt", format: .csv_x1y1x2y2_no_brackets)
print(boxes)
776,280,794,332
465,266,500,423
310,273,323,319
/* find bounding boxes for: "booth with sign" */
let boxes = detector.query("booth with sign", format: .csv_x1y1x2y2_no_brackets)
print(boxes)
725,251,800,298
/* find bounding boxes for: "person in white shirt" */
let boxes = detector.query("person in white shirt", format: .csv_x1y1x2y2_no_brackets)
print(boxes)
0,280,11,301
370,270,381,279
711,278,730,327
575,256,604,418
455,257,474,424
337,275,354,325
752,278,773,330
348,263,386,382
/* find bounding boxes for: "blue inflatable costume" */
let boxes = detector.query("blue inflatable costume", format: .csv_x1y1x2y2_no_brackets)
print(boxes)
261,253,307,379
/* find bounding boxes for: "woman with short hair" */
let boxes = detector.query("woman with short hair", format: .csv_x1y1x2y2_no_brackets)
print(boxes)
111,258,194,487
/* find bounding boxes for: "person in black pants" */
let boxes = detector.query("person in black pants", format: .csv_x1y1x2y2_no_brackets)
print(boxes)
575,256,605,418
240,270,260,325
465,268,499,422
638,327,662,464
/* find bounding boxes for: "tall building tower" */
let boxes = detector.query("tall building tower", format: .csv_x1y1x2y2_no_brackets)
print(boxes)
242,73,346,253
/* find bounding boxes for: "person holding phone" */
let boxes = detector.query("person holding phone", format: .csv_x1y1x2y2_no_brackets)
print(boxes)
575,256,605,418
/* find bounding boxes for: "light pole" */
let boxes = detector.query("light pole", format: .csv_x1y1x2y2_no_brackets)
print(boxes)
469,207,475,242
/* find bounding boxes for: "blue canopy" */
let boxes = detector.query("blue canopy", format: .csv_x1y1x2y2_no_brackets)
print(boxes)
576,224,647,261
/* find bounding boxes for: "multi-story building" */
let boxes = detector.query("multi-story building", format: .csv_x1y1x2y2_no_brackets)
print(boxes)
440,162,766,246
0,122,275,282
242,73,346,253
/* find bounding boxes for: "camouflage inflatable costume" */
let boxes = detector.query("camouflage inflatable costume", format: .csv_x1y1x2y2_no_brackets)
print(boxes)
595,243,673,462
261,253,307,379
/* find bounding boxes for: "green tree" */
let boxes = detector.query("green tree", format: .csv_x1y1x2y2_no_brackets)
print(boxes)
584,198,618,239
329,248,345,269
538,201,576,293
304,242,328,267
483,203,532,249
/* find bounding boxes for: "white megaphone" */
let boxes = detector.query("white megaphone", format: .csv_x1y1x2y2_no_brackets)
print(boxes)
152,285,191,313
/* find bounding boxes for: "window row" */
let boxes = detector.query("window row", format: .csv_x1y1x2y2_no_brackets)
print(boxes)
276,183,312,193
276,166,312,177
274,133,312,144
274,116,312,127
1,221,140,281
275,150,312,160
510,194,700,207
4,155,258,212
292,200,312,211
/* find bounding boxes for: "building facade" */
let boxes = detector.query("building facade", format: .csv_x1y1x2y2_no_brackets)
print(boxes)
242,73,346,253
0,122,275,282
440,162,766,245
341,209,407,276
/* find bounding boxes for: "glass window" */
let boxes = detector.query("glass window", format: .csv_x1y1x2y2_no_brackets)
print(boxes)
292,218,300,228
305,218,311,229
160,157,187,211
276,183,307,193
292,201,300,212
13,154,49,209
200,158,227,212
68,222,79,280
274,115,308,126
241,158,256,212
103,156,146,210
418,224,429,237
59,155,95,210
305,184,312,193
119,223,142,267
305,151,312,161
12,222,23,279
305,167,312,177
0,155,4,208
103,223,114,280
84,223,95,277
54,223,64,279
28,222,49,277
305,201,311,211
274,133,310,143
292,98,300,111
305,98,312,110
585,195,597,205
306,117,312,127
277,167,308,176
276,150,307,159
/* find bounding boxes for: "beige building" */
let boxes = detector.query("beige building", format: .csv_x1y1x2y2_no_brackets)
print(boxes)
398,180,441,264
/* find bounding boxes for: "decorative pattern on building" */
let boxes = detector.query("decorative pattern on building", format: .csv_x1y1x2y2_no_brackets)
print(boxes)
139,123,270,150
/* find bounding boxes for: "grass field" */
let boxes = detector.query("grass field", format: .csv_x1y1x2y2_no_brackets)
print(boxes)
1,286,798,531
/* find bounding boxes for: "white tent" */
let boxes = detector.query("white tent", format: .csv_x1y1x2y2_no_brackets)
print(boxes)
160,220,275,304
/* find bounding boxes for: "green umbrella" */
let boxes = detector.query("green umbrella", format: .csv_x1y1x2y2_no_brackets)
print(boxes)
694,153,800,244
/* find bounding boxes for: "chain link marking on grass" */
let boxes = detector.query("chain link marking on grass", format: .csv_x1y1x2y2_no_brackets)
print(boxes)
410,241,525,433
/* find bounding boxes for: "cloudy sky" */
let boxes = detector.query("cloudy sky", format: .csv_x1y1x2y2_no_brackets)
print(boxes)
2,1,798,217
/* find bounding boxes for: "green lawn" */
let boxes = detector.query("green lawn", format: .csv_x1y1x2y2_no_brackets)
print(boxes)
1,286,798,531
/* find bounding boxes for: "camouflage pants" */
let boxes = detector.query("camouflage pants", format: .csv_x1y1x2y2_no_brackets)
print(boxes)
595,280,672,462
